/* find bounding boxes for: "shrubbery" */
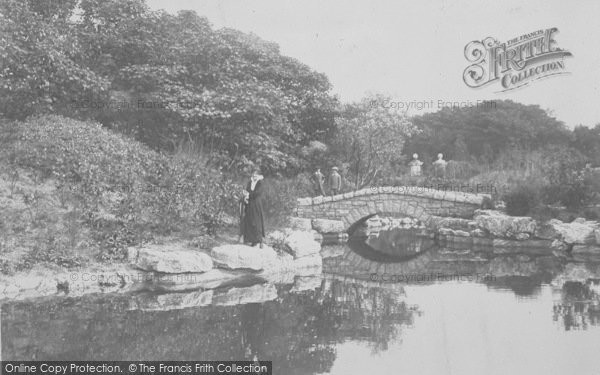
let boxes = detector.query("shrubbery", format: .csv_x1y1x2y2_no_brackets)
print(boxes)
503,184,540,216
261,174,313,228
0,115,241,269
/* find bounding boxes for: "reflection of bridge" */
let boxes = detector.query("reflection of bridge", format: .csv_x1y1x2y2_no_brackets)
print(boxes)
296,187,491,230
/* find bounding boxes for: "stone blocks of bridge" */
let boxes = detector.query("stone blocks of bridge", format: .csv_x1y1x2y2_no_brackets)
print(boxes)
296,187,489,231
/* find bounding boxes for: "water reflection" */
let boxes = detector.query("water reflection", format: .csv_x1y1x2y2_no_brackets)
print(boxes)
348,226,436,262
553,281,600,330
1,278,416,374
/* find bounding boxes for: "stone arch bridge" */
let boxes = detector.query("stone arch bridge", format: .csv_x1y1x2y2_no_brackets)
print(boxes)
295,186,491,232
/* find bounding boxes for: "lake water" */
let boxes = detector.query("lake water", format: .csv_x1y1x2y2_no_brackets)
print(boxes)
2,227,600,375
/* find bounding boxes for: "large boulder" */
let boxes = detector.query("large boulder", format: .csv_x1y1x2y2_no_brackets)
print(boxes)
211,244,278,271
474,210,536,238
311,218,345,233
544,219,597,244
134,247,213,273
284,230,321,258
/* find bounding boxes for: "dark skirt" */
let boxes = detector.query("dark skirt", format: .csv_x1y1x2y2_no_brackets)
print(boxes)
242,181,265,244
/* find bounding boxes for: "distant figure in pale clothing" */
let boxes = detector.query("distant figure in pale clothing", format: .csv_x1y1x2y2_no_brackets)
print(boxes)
432,153,448,178
409,153,423,177
311,168,325,196
329,167,342,196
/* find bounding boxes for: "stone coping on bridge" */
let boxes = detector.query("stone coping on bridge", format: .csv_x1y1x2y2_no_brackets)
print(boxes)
297,186,491,206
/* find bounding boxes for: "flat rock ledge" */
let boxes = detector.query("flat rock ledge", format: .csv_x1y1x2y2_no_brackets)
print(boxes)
132,245,213,273
1,229,325,302
210,244,279,271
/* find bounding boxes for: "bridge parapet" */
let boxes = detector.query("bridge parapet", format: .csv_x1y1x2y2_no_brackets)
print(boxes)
296,186,491,230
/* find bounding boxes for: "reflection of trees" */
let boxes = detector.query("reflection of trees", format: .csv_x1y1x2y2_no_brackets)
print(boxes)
241,279,417,374
553,281,600,330
319,278,416,353
3,280,417,374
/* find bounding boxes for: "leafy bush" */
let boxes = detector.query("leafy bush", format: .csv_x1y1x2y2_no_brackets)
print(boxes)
503,184,540,216
142,156,240,235
443,160,481,180
261,174,313,228
0,115,247,266
540,146,595,209
5,115,164,190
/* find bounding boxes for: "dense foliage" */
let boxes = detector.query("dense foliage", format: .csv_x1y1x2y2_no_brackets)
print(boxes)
404,100,571,163
0,115,240,267
1,0,338,175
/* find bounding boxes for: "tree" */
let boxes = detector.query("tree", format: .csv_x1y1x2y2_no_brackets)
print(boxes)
404,100,571,162
2,0,338,175
0,0,109,119
571,124,600,165
332,95,416,189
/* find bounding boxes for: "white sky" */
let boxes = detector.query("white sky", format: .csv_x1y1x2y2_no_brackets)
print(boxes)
147,0,600,128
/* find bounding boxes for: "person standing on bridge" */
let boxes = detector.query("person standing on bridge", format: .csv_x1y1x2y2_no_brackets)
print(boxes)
311,168,326,196
329,166,342,196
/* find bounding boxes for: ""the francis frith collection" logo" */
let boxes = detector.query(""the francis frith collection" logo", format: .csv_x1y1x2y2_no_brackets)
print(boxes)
463,28,572,92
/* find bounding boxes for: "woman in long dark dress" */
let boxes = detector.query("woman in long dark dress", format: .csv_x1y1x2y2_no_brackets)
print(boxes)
241,170,265,247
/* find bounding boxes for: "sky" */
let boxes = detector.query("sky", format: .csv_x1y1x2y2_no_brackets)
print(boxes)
147,0,600,128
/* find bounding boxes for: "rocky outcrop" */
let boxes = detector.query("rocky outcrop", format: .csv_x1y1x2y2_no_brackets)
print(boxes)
210,244,278,271
2,225,327,301
474,210,537,238
0,264,148,301
429,216,472,230
542,219,598,245
132,246,213,273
